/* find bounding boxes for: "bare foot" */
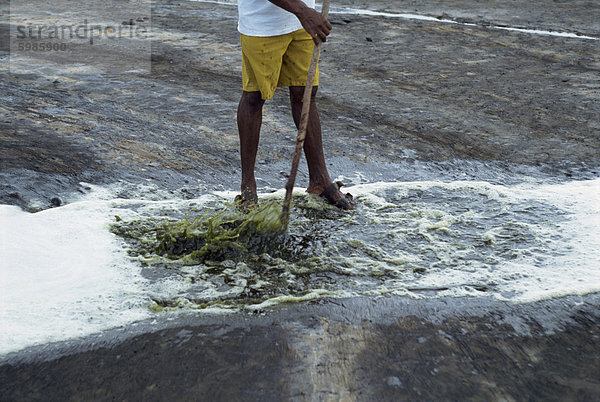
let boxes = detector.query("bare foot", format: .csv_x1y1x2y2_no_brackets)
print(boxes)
310,181,356,210
234,192,258,212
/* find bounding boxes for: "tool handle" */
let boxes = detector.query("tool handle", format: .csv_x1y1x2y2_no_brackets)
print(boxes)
281,0,331,227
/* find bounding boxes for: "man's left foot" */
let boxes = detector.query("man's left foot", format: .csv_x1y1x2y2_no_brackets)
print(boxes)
318,181,356,210
234,193,258,212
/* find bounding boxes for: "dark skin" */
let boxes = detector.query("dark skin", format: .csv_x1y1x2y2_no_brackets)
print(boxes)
237,1,354,208
267,0,332,45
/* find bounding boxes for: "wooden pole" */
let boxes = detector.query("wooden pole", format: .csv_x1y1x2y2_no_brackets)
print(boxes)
281,0,331,228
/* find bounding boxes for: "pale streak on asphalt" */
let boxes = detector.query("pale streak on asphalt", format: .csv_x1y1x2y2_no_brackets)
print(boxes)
191,0,599,41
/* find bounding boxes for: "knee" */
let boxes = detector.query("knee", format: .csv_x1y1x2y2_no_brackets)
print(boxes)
240,91,265,110
289,86,318,106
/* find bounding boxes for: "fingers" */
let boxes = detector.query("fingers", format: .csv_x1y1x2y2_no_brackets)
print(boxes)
320,18,332,41
311,19,331,44
299,8,332,44
312,32,325,44
321,19,332,41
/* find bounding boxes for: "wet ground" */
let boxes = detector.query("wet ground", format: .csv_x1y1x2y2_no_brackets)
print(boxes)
1,0,599,209
1,0,599,399
2,296,599,400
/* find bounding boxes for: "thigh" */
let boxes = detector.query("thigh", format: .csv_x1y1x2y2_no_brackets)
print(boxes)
278,29,319,88
241,33,292,100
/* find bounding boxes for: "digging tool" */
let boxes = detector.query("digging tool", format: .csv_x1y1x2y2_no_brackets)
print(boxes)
281,0,331,228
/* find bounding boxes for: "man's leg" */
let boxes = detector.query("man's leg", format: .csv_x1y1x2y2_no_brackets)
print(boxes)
288,86,331,194
289,85,355,210
237,90,265,204
290,84,344,185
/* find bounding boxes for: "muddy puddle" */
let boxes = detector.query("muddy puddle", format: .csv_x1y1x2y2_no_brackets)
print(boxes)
5,166,600,355
105,178,600,311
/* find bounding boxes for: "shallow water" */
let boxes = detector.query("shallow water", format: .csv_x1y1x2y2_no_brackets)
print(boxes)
114,179,600,308
2,177,599,354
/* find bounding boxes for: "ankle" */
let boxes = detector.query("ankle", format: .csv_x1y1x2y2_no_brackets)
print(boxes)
306,182,328,194
307,176,332,193
241,182,257,198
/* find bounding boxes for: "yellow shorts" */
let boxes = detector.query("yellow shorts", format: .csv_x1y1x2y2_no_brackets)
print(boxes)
241,29,319,100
